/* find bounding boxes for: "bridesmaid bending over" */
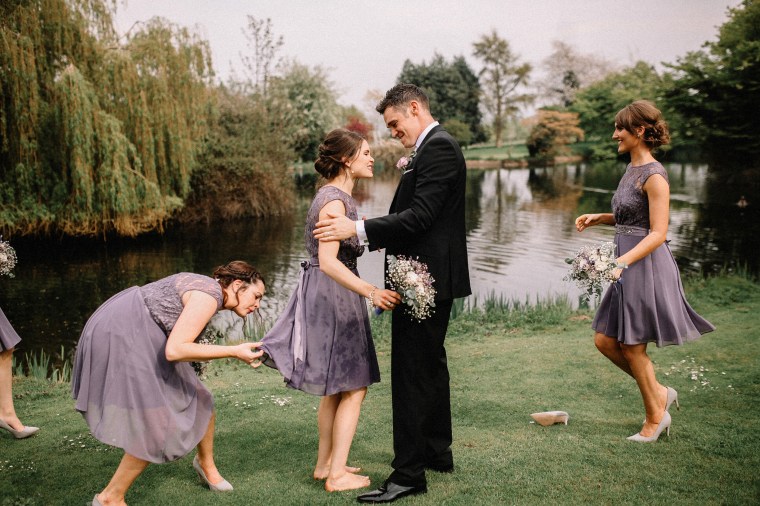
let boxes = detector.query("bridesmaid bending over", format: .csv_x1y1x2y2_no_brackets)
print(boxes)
72,261,266,505
575,100,714,442
261,129,401,492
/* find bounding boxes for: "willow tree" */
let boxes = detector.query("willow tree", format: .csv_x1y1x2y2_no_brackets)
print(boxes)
1,0,213,236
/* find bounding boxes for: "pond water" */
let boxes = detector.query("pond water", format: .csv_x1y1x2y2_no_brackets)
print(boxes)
1,162,757,362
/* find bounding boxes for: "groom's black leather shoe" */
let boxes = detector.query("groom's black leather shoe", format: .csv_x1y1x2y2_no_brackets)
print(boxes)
356,481,427,503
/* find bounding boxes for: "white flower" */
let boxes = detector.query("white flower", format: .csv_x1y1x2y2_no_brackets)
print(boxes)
405,272,419,284
564,241,616,302
384,255,436,320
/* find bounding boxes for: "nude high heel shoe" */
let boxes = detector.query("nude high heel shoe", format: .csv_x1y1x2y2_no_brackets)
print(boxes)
0,418,39,439
665,387,679,411
530,411,569,426
193,454,233,492
627,411,671,442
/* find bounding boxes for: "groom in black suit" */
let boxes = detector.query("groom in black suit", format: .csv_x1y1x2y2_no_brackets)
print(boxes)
314,83,471,502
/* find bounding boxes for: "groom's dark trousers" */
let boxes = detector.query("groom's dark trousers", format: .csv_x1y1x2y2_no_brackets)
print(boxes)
389,298,454,486
364,125,470,487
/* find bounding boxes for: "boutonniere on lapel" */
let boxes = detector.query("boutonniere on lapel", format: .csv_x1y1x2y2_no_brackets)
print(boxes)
395,149,417,175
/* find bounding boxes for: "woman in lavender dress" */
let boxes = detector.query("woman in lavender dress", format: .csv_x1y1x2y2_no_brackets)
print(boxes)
575,100,714,442
72,261,265,505
262,129,401,492
1,240,38,439
1,307,39,439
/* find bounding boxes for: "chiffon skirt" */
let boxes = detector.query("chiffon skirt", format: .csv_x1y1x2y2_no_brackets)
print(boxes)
71,287,214,463
0,307,22,352
261,260,380,396
593,225,715,347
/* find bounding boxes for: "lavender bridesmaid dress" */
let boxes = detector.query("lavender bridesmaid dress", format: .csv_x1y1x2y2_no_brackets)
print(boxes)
261,186,380,396
593,162,715,346
72,273,222,463
0,307,22,351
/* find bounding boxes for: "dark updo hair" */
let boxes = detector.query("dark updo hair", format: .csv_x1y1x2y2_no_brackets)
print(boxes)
314,128,365,180
213,260,265,289
376,83,430,114
615,100,670,149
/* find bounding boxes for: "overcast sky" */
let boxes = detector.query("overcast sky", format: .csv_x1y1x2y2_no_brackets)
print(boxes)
114,0,740,114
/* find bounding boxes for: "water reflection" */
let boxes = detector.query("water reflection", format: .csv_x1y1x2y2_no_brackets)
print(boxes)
1,162,757,359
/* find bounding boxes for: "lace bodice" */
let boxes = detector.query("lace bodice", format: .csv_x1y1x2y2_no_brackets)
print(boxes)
611,162,669,228
304,186,364,268
141,273,223,336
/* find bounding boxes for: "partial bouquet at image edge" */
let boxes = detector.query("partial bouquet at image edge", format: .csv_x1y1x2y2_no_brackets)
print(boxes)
0,236,18,278
375,255,436,321
564,241,619,303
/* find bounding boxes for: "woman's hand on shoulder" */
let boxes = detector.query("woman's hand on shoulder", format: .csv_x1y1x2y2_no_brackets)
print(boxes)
233,341,265,368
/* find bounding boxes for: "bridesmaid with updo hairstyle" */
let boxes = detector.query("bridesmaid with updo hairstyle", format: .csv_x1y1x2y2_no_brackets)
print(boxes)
72,261,266,505
575,100,714,443
262,129,401,492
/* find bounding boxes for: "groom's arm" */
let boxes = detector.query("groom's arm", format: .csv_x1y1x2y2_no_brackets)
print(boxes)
313,134,461,247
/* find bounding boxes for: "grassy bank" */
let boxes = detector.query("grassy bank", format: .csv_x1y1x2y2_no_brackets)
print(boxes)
463,142,529,161
2,275,759,505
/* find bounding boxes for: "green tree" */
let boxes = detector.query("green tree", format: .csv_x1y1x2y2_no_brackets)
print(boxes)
526,110,584,160
443,119,473,148
267,60,340,161
663,0,760,161
472,30,532,148
397,54,485,143
180,88,294,223
570,61,666,159
0,0,210,236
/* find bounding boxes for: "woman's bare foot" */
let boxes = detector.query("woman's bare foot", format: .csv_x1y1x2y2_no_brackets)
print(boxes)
313,465,361,480
324,472,370,492
95,492,128,506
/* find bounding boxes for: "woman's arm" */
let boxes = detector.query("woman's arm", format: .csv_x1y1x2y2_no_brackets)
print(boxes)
615,173,669,269
164,290,262,365
317,199,400,308
575,213,616,232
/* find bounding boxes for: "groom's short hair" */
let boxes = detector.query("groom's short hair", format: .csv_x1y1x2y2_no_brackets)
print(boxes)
376,83,430,114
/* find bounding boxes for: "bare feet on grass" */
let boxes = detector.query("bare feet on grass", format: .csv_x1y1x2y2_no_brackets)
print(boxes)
313,465,361,480
324,471,370,492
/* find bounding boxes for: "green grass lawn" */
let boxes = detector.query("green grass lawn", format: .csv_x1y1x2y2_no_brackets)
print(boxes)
2,275,759,505
463,142,529,161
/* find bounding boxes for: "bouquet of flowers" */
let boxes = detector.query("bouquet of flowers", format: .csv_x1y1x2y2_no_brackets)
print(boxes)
384,255,436,321
0,236,18,278
564,241,617,302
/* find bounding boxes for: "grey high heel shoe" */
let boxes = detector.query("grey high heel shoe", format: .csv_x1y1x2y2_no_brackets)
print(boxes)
193,454,233,492
627,411,671,443
0,418,39,439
